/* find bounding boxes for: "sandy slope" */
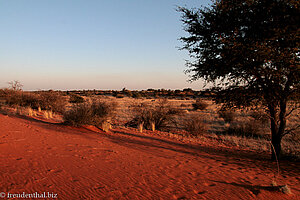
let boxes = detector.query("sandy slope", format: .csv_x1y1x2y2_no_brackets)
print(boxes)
0,113,299,200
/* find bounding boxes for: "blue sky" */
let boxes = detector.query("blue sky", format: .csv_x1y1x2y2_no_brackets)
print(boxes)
0,0,212,91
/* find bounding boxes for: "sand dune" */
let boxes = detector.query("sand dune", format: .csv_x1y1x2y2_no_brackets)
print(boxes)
0,113,299,199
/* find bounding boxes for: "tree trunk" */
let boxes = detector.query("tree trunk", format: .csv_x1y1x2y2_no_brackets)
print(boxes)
271,128,282,160
269,100,287,160
270,117,280,160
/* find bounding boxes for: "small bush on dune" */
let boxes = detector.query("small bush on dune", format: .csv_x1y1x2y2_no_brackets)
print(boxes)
21,92,41,109
0,89,67,114
180,103,190,108
224,120,265,139
63,100,116,127
218,109,236,124
38,91,67,113
128,99,181,131
132,92,142,99
249,110,269,125
0,89,39,108
182,115,207,136
69,94,85,103
114,93,125,98
92,100,116,122
192,99,208,110
0,89,23,107
63,103,92,126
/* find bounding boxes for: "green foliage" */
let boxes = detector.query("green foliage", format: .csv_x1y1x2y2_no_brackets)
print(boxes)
179,1,299,93
178,0,300,159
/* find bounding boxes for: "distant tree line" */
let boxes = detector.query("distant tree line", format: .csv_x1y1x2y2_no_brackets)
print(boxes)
64,88,216,99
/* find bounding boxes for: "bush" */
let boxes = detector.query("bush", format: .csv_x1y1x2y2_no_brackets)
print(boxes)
180,103,189,107
249,110,269,124
115,94,125,98
63,100,116,127
69,94,85,103
218,109,236,123
128,99,181,131
224,120,265,139
132,92,142,99
192,99,208,110
0,89,23,106
0,89,67,113
38,91,67,113
0,89,40,108
21,92,41,109
182,115,207,136
63,103,93,126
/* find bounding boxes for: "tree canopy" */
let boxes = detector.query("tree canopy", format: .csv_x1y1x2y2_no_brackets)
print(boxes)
178,0,299,159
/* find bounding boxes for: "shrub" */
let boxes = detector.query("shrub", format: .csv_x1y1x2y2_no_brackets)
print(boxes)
124,90,133,97
69,94,85,103
63,100,116,127
128,99,181,131
132,92,142,99
224,120,265,139
0,89,39,108
38,91,67,113
1,89,23,106
218,109,236,123
182,115,207,136
192,99,208,110
21,92,41,109
115,94,125,98
180,103,189,107
63,103,92,126
249,110,269,124
0,89,67,113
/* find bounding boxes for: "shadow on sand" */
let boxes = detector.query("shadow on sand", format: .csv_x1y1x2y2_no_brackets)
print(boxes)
211,180,290,196
7,113,300,177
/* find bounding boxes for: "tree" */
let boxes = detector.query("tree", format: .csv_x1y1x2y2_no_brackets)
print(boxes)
8,80,23,91
178,0,299,159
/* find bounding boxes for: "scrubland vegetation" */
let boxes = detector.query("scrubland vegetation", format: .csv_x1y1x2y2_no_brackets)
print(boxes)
63,99,116,132
0,86,299,160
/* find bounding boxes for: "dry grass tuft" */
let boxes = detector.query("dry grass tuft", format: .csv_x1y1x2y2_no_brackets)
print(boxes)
43,110,53,119
101,121,112,132
279,185,292,194
138,123,144,133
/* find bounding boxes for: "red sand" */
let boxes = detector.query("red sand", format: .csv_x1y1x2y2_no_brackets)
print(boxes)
0,113,299,199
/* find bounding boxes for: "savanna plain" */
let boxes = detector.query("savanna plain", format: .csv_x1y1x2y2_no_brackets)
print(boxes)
0,89,299,199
